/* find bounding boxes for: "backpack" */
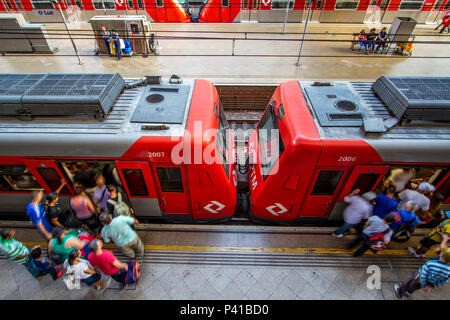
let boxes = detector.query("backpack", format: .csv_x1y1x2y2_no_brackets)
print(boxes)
124,260,140,284
392,216,416,242
367,228,391,251
107,193,131,217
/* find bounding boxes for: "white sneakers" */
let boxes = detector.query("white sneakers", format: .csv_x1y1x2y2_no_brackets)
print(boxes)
408,247,425,258
332,233,343,238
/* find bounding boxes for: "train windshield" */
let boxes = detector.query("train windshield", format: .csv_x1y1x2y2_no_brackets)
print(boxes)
216,102,230,178
257,101,285,181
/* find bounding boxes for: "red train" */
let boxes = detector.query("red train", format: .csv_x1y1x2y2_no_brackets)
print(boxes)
0,74,236,223
247,78,450,224
1,0,449,24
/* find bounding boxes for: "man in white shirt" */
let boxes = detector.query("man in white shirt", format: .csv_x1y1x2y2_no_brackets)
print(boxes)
398,182,432,220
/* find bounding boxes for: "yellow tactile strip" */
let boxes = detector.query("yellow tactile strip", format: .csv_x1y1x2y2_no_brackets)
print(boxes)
22,242,435,257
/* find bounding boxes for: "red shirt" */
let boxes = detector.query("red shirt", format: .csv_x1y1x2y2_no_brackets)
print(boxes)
88,250,119,275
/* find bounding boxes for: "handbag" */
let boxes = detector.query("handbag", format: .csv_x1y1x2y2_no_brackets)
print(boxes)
63,272,81,290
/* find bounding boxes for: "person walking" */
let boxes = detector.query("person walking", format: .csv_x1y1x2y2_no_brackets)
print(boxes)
109,29,122,61
99,212,144,260
92,175,110,213
63,248,110,292
26,190,52,241
48,226,87,265
0,229,40,277
70,186,100,233
332,189,375,237
397,182,432,217
87,239,128,284
347,212,397,257
394,234,450,298
100,26,111,56
408,211,450,258
372,185,398,219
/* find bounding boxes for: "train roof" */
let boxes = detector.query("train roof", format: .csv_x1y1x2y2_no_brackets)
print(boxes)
297,80,450,163
0,78,196,158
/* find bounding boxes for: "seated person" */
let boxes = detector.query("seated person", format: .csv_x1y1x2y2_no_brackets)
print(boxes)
357,30,369,54
367,28,377,53
375,27,388,53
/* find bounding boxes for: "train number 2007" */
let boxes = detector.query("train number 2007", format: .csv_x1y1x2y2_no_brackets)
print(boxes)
338,156,357,162
148,152,165,158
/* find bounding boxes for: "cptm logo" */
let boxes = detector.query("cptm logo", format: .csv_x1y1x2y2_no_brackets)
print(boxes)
203,201,225,214
266,203,287,216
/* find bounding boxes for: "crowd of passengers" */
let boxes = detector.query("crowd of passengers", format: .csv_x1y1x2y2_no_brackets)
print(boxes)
331,167,450,298
0,162,143,292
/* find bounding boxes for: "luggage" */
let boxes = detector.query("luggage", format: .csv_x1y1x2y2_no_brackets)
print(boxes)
124,260,140,284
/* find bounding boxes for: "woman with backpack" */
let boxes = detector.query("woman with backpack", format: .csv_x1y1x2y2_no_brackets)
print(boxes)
347,213,397,257
70,186,101,233
106,184,133,217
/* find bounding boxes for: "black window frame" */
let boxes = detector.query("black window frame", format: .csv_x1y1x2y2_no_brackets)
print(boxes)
121,169,149,197
0,165,42,191
156,167,184,193
257,101,285,181
311,170,345,195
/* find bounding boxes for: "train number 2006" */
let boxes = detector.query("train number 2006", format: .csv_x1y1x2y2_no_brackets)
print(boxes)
338,156,357,162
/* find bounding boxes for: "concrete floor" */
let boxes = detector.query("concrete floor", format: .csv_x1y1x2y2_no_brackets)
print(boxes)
1,22,450,83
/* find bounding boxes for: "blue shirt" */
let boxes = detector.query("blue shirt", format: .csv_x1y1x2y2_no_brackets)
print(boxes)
26,202,52,235
418,259,450,288
33,256,51,271
372,194,398,219
101,215,137,247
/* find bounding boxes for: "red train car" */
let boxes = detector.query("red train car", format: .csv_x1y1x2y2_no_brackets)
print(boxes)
1,0,449,24
0,74,236,223
247,78,450,224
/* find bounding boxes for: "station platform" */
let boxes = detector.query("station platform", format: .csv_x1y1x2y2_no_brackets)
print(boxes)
1,22,449,83
0,221,449,300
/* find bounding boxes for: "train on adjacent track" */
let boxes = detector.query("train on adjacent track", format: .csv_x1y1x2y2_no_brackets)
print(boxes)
1,0,449,24
0,73,448,225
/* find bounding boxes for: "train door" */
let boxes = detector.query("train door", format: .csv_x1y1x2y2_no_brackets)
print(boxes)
23,160,73,195
309,0,323,22
327,166,389,220
426,0,444,24
299,167,350,217
115,161,162,217
153,166,190,214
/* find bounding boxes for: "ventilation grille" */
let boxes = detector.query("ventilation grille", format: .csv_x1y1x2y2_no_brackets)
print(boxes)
372,76,450,121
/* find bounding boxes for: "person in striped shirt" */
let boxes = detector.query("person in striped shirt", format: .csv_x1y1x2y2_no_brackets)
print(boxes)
0,229,40,277
394,234,450,298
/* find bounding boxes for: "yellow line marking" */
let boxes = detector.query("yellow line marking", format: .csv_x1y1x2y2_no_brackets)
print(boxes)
23,242,436,257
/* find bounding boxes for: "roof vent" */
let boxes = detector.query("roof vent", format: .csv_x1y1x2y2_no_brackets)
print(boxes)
146,94,164,104
372,76,450,121
335,100,358,112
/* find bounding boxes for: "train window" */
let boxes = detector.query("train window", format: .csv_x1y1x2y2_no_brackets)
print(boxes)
216,102,230,178
92,0,116,9
13,0,22,9
399,0,424,10
137,0,143,8
351,173,380,195
311,170,345,195
128,0,134,8
31,0,55,9
434,0,443,9
0,165,41,191
271,0,294,9
156,167,184,193
316,0,322,8
258,101,285,181
157,0,164,7
121,169,149,196
380,0,388,8
253,0,258,9
436,177,450,200
222,0,229,7
6,0,13,9
243,0,249,9
446,0,450,9
334,0,359,9
35,167,71,195
75,0,83,9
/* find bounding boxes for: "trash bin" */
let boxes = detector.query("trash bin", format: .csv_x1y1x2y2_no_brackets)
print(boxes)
388,17,417,43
